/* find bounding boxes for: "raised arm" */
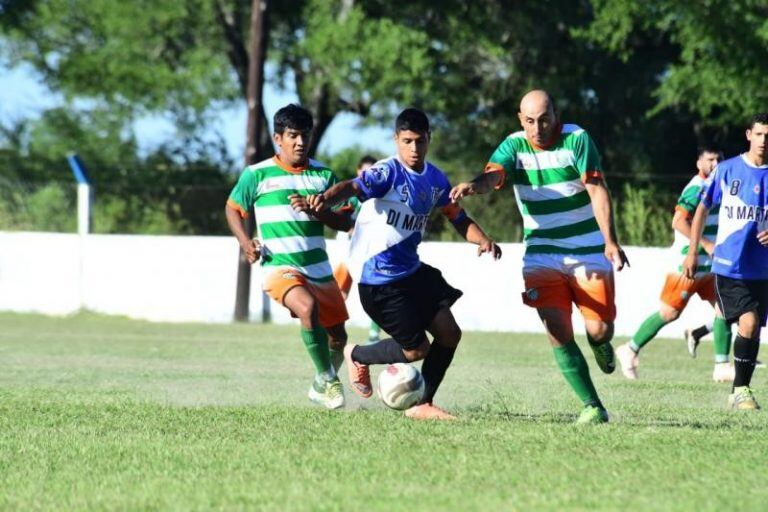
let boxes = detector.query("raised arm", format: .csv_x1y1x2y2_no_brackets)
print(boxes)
449,171,503,202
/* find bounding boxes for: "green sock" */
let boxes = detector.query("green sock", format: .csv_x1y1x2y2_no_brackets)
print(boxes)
712,317,732,363
300,327,333,378
330,348,344,373
553,342,602,408
630,312,668,352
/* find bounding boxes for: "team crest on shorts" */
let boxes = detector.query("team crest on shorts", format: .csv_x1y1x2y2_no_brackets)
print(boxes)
680,291,689,300
525,288,539,301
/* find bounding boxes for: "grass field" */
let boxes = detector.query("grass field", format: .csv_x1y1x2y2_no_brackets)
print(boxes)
1,312,767,510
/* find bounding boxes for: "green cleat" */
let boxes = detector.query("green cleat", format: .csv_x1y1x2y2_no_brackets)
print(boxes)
308,378,345,410
576,405,610,425
589,342,616,374
728,386,760,411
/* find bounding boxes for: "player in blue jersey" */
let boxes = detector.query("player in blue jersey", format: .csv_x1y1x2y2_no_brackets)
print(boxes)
303,108,502,420
684,112,768,410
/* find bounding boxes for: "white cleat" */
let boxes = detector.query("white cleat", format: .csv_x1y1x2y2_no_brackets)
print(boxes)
712,362,735,383
616,342,639,380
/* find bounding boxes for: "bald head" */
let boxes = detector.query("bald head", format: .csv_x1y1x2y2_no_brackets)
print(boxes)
518,89,558,148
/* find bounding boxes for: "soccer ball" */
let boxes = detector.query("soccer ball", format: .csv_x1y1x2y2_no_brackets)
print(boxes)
377,363,425,410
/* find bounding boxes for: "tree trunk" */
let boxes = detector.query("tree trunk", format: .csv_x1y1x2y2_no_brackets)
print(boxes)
234,0,270,322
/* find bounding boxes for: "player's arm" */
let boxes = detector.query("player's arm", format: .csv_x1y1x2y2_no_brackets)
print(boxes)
671,207,714,255
441,203,501,259
683,202,710,279
585,176,629,271
449,171,503,202
288,193,354,232
225,201,261,264
305,179,362,213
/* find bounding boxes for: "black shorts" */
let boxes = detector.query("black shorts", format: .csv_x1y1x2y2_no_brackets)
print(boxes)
715,274,768,327
358,264,463,350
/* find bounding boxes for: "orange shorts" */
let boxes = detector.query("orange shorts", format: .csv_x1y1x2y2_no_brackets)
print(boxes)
333,263,353,296
659,272,715,311
522,268,616,322
263,268,349,328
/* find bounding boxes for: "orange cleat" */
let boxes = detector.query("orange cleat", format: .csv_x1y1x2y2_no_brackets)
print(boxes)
404,403,457,421
343,344,372,398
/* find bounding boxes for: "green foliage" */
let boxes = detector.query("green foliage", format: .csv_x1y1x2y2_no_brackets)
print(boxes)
615,183,674,247
582,0,768,127
316,145,385,181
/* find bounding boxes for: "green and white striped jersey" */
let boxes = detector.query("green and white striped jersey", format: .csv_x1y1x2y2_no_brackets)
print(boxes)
486,124,605,255
671,174,718,275
227,156,339,282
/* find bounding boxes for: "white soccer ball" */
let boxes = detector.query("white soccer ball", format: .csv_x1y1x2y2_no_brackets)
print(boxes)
377,363,425,410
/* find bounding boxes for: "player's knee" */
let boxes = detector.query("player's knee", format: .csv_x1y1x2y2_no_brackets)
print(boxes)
587,322,613,344
292,297,317,322
659,307,680,323
403,339,430,362
738,314,760,338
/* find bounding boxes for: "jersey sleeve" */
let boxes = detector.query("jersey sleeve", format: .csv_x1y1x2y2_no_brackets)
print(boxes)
436,173,468,224
353,162,394,200
676,184,702,216
701,167,723,209
572,130,604,181
485,137,517,190
227,169,259,218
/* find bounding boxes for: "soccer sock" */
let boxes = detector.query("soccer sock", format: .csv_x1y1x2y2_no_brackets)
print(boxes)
553,342,603,409
299,327,334,380
732,334,760,389
420,342,457,404
629,312,668,353
712,317,732,364
691,324,711,342
330,348,344,373
352,338,408,365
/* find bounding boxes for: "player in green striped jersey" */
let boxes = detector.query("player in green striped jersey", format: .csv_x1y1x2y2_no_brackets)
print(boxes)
225,104,353,410
615,148,734,382
451,90,628,424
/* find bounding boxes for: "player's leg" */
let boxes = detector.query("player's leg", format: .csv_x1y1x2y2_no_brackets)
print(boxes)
617,274,689,379
272,274,343,409
717,275,766,410
709,302,734,382
537,307,608,424
311,279,350,374
570,259,617,376
402,307,461,421
685,319,713,358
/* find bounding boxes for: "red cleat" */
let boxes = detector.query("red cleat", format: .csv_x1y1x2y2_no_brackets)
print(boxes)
343,344,372,398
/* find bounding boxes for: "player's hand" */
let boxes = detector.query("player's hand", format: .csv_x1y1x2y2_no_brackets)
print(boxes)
605,242,629,271
758,229,768,247
477,238,502,260
240,238,261,264
288,194,311,214
682,252,698,279
449,182,476,203
306,193,328,213
700,238,715,255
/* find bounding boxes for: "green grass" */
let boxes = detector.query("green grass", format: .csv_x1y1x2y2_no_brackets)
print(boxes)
1,312,766,510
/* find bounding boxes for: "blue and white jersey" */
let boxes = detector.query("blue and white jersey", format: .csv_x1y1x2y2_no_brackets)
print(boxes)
702,154,768,280
349,156,467,285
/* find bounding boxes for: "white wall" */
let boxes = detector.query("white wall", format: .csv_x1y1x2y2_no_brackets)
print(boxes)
1,231,761,339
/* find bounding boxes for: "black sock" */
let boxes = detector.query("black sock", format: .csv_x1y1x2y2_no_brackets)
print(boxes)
352,339,408,365
733,334,760,389
692,325,710,341
420,342,457,404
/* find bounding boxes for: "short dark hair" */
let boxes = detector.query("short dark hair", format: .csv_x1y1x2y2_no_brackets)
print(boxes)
357,155,377,168
395,108,430,135
748,113,768,129
697,145,723,160
274,104,313,135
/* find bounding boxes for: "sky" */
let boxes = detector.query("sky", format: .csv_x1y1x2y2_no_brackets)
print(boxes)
0,63,393,164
